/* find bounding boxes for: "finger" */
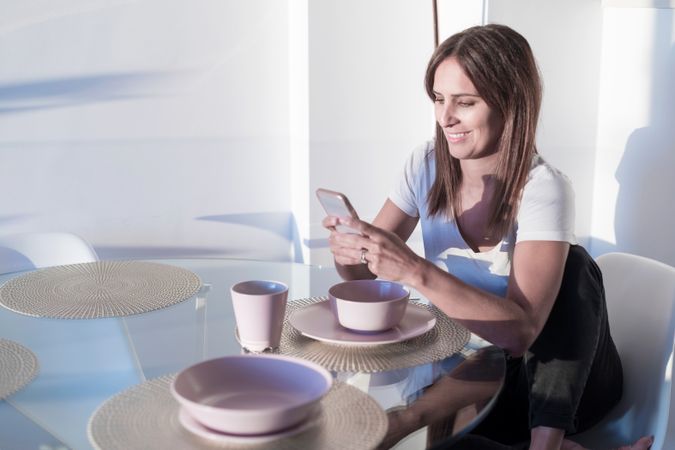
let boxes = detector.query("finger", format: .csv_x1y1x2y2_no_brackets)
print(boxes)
358,247,370,265
328,231,361,258
331,229,372,250
334,247,363,266
330,230,383,261
339,217,370,234
329,231,359,250
335,254,360,266
322,216,339,229
340,217,388,243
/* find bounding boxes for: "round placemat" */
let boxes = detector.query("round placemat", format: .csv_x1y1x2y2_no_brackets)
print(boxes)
87,375,387,450
280,297,470,373
0,261,201,319
0,339,39,399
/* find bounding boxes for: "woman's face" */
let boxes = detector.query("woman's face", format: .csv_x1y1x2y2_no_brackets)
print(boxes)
432,57,503,161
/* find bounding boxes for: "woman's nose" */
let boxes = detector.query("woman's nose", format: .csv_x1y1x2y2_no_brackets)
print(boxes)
437,104,458,127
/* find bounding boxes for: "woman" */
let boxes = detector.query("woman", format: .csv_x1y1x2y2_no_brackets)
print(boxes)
323,24,652,450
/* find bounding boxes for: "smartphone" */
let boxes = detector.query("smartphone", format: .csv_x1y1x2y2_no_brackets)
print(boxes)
316,188,362,235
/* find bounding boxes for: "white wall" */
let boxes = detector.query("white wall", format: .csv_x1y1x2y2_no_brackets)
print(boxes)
0,0,294,261
0,0,438,265
591,4,675,266
302,0,436,265
488,1,675,267
1,1,673,269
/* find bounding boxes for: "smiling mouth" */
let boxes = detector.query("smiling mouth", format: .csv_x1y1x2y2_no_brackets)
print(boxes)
444,131,471,141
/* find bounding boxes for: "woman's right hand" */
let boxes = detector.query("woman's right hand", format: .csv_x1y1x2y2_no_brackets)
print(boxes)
322,199,419,281
322,215,362,266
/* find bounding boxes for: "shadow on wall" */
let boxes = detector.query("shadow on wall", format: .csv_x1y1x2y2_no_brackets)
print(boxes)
613,12,675,267
0,214,32,225
0,71,194,114
587,236,617,259
196,212,303,263
94,246,234,260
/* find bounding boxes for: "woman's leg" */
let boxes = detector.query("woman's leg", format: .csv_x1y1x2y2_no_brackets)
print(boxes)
455,245,622,448
465,355,532,445
526,245,622,434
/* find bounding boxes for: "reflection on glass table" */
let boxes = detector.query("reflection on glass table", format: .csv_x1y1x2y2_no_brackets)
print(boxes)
0,258,505,450
372,345,505,449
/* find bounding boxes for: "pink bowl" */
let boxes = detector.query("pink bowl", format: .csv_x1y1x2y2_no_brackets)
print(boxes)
171,354,332,435
329,280,410,332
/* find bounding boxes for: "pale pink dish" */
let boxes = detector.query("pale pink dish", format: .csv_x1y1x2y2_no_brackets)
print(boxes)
329,280,410,331
289,300,436,346
177,408,316,444
171,354,332,435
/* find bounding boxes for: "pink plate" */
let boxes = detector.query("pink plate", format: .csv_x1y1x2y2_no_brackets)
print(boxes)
171,354,332,435
178,408,316,444
289,301,436,346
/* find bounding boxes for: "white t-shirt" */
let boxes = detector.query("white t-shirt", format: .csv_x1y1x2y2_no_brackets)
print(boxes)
389,141,576,297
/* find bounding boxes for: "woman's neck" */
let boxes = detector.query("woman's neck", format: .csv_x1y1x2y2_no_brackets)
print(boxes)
459,153,499,189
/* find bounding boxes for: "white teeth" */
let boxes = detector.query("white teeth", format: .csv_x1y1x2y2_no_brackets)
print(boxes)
447,132,467,138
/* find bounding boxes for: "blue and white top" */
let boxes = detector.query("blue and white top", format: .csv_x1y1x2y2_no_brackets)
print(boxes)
389,141,576,297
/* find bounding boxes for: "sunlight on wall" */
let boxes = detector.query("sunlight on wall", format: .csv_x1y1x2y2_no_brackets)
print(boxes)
591,6,675,266
299,0,434,266
591,8,655,252
436,0,486,41
289,0,310,264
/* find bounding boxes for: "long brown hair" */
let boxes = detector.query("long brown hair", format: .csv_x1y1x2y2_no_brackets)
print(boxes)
424,24,542,239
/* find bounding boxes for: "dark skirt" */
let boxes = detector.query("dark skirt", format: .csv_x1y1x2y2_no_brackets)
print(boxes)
450,245,623,449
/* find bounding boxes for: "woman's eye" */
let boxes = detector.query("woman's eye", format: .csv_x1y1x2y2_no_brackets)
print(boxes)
458,102,475,107
433,97,444,103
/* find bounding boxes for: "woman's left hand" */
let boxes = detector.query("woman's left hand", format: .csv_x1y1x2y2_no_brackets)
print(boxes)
335,217,425,286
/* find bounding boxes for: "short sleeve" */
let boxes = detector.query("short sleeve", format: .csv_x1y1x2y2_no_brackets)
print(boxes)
516,159,577,244
389,142,435,218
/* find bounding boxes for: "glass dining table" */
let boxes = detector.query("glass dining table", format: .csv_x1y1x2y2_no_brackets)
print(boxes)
0,258,505,450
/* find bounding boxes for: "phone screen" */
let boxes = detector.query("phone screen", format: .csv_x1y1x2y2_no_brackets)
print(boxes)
316,188,361,235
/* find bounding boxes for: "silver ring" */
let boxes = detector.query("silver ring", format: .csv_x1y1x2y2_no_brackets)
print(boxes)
360,249,368,265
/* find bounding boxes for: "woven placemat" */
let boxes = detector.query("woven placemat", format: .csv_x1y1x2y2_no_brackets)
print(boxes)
0,261,201,319
280,297,470,372
0,339,39,399
87,375,387,450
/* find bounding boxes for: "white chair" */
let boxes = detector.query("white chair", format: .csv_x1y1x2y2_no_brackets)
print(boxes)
0,232,144,449
0,232,98,274
572,253,675,449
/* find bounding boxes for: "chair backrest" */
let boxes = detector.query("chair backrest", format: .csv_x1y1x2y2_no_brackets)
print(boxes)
0,232,139,450
575,252,675,448
0,232,98,274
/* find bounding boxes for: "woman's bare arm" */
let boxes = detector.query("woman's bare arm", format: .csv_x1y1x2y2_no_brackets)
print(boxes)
414,240,569,356
334,216,569,356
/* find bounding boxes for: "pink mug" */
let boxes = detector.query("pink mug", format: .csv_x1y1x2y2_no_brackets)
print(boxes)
231,280,288,352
